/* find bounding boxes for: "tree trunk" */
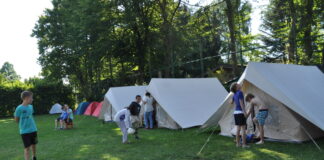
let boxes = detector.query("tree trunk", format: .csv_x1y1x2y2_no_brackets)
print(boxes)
303,0,314,64
133,25,146,83
225,0,238,76
288,0,297,63
157,0,181,78
322,48,324,69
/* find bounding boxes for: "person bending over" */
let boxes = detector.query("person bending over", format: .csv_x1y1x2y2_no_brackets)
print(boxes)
246,93,268,144
114,106,139,144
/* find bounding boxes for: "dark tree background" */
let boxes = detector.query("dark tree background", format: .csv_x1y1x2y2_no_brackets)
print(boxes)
28,0,324,102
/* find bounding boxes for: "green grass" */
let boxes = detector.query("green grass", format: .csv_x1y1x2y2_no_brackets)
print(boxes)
0,115,323,160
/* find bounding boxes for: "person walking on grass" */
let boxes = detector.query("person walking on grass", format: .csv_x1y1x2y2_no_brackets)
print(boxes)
230,83,249,148
246,93,269,144
14,91,38,160
114,106,138,144
143,92,154,129
129,95,142,139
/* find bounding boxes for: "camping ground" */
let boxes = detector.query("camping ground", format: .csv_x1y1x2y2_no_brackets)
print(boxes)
0,115,323,160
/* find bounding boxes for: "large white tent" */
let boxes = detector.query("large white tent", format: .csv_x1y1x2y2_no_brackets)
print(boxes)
99,86,147,121
147,78,228,129
49,103,63,114
203,62,324,142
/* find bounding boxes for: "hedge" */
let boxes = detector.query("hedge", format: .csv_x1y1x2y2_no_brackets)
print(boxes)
0,82,74,117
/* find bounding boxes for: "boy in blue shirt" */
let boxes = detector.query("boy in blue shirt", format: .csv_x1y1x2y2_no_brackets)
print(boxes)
55,105,69,129
14,91,38,160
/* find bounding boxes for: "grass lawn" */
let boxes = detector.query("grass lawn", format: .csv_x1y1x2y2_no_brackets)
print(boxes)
0,115,323,160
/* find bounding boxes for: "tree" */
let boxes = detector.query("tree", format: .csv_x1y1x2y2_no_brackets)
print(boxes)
225,0,239,76
0,62,21,81
260,0,323,64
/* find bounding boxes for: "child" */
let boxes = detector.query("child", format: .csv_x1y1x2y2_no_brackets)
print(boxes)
129,95,142,139
114,106,137,144
66,104,73,123
55,105,68,129
246,93,268,144
142,92,154,129
230,83,249,148
14,91,38,160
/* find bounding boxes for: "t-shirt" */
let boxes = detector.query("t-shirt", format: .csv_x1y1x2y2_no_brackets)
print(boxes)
114,109,131,128
14,105,37,134
60,111,68,119
232,90,244,114
68,108,74,120
143,96,154,112
131,102,141,116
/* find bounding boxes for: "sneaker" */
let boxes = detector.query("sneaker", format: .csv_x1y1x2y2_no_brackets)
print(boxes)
242,145,250,148
256,141,264,145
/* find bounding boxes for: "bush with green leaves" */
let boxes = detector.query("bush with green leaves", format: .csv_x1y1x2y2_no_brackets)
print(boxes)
0,78,74,117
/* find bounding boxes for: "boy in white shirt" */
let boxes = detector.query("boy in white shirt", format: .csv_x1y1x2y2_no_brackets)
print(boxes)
142,92,154,129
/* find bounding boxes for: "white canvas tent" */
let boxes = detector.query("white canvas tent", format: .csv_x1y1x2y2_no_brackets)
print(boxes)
99,86,147,121
147,78,228,129
49,103,63,114
203,62,324,142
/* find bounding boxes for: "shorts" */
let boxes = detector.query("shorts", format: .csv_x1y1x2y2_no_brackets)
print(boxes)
57,118,72,123
256,110,268,126
21,132,38,148
234,114,246,126
130,115,141,129
65,119,72,123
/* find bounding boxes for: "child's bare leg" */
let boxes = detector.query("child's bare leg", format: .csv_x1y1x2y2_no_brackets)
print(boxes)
241,125,247,146
260,125,264,142
32,144,36,158
55,120,58,128
253,118,261,137
24,147,30,160
236,126,241,146
60,120,63,128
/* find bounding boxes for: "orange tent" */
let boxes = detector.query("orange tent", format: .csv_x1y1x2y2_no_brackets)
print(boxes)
92,102,103,117
84,102,99,116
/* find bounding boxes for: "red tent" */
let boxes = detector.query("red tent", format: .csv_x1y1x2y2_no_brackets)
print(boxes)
92,101,103,117
84,102,99,116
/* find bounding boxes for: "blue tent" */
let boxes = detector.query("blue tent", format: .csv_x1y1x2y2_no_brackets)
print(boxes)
75,102,90,115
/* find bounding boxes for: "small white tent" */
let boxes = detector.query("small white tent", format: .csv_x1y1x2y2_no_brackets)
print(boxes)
49,103,63,114
203,62,324,142
147,78,228,129
99,86,147,121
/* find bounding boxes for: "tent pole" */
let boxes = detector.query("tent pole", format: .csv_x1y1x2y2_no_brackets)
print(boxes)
300,124,322,151
197,124,218,156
